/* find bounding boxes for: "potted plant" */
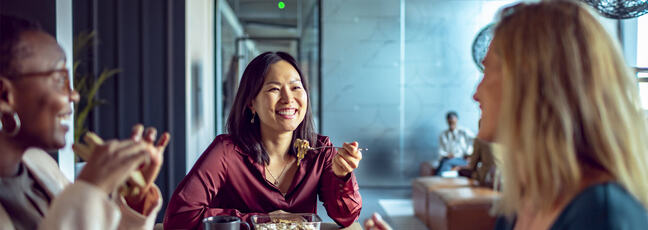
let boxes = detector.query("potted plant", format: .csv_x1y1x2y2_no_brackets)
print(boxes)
72,31,119,174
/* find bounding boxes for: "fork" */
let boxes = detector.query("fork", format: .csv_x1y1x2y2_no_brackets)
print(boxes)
307,146,368,151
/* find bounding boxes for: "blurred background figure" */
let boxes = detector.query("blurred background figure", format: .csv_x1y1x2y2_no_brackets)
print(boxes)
457,119,497,187
435,111,474,176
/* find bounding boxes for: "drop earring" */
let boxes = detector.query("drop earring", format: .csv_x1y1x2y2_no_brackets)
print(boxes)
0,111,21,137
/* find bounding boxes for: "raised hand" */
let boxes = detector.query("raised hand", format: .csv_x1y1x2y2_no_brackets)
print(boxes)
75,139,149,195
364,213,392,230
129,124,170,191
73,124,171,215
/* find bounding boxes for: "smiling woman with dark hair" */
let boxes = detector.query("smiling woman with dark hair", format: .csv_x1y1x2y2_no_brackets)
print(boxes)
164,52,363,229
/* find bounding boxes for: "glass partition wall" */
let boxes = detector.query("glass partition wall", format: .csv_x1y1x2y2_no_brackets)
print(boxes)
186,0,216,170
321,0,517,186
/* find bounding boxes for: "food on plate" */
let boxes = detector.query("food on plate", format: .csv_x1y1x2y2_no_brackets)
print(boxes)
73,132,147,196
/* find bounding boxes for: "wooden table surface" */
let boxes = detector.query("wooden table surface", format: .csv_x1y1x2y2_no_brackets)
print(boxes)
321,222,362,230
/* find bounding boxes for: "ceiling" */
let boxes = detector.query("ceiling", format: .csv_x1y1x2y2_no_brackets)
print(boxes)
227,0,300,37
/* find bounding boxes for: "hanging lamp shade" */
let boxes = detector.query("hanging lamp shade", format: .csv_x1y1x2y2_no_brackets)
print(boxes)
471,24,494,72
582,0,648,19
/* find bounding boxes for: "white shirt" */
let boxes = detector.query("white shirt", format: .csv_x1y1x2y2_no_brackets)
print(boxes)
438,128,474,158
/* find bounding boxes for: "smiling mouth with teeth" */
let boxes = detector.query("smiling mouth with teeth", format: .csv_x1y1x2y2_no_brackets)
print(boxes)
277,109,297,116
58,113,72,124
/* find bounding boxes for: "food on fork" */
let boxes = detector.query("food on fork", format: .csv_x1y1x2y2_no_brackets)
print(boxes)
73,132,147,196
294,138,310,166
294,138,366,166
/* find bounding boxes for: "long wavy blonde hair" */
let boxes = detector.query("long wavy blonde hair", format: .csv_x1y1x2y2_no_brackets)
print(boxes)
492,0,648,216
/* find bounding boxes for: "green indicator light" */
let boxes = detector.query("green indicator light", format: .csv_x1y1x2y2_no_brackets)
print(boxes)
278,1,285,9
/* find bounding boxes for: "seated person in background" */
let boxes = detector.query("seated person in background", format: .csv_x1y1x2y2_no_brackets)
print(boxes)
475,1,648,228
0,15,169,229
164,52,363,229
457,119,497,187
436,111,474,175
459,138,496,187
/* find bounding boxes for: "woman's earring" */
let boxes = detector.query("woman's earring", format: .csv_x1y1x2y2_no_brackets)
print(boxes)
0,111,21,137
250,112,255,124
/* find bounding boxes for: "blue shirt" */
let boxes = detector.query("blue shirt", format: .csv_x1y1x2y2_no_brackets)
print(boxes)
494,182,648,230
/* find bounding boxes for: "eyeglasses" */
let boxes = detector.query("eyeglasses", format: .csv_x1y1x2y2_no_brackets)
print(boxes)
10,68,72,94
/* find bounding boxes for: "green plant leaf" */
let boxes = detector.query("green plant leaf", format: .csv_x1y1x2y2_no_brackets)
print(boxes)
86,69,119,104
74,74,88,93
73,61,81,75
72,30,121,158
74,99,101,143
73,31,95,59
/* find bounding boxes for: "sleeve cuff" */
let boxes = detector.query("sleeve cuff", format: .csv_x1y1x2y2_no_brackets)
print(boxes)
117,185,163,230
40,181,121,230
333,173,362,225
334,173,358,195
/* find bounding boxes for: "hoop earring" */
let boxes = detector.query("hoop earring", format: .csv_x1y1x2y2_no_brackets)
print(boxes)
250,112,256,124
0,111,21,137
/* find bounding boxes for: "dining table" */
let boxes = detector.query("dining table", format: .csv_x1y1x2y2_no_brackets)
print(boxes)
321,222,362,230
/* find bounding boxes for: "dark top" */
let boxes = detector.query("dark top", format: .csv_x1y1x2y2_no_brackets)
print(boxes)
0,163,51,230
494,182,648,230
163,135,362,229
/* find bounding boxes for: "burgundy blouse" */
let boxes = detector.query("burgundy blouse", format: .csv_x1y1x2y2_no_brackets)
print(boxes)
163,135,362,229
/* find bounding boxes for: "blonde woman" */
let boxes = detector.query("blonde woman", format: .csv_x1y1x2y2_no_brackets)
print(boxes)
473,0,648,229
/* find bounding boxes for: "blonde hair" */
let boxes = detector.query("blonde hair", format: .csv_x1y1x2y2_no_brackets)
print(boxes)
492,0,648,216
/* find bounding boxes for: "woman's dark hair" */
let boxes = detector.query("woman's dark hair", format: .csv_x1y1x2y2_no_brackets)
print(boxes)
227,52,316,164
0,15,42,77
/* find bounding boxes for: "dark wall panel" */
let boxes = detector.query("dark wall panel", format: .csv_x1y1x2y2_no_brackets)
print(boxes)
94,0,118,138
74,0,186,222
0,0,56,35
116,0,143,138
167,0,187,209
142,0,166,130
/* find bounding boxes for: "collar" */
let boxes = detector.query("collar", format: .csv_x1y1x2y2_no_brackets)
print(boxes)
21,148,68,199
